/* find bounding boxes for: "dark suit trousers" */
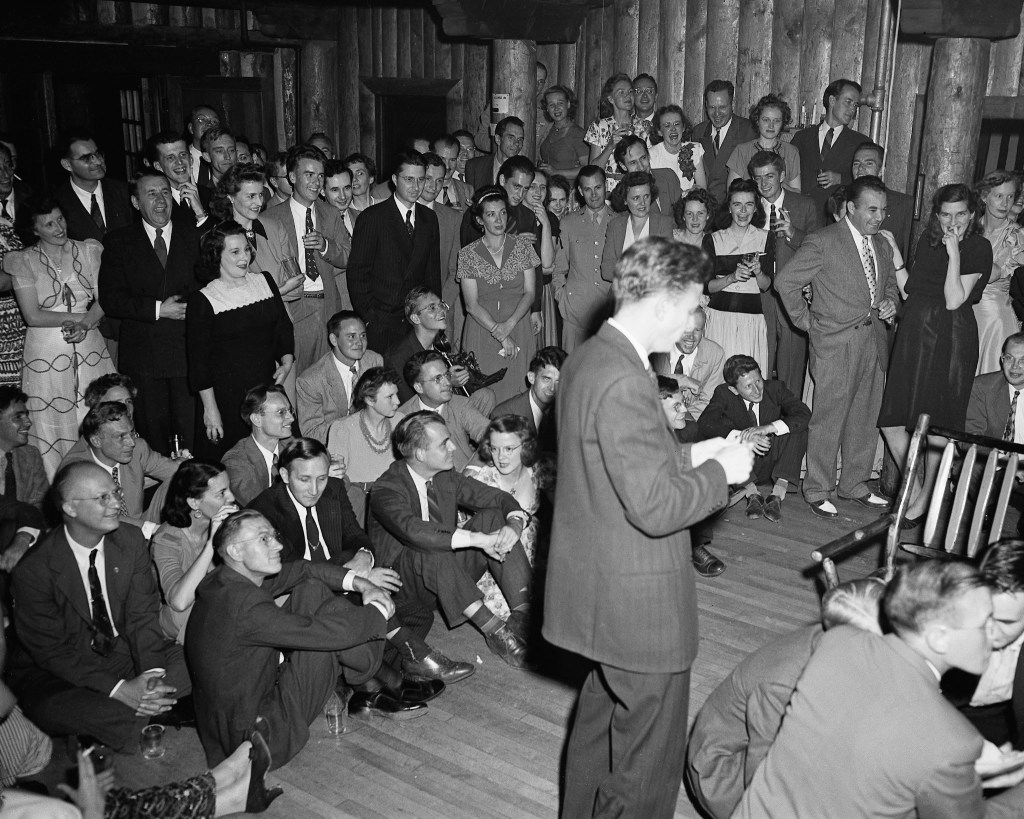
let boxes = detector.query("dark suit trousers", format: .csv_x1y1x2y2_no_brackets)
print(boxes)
132,373,195,454
753,428,808,487
563,663,690,819
13,641,190,752
367,313,407,359
769,292,808,397
960,701,1016,748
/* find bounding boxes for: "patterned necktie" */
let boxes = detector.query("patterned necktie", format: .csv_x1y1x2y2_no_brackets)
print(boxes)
713,129,721,155
305,508,326,562
110,466,130,518
821,128,835,162
90,194,106,233
425,479,443,523
0,198,9,220
3,451,14,499
674,355,685,375
88,549,115,656
304,207,320,281
441,184,451,206
405,209,415,238
1006,391,1020,442
860,236,877,303
154,227,168,268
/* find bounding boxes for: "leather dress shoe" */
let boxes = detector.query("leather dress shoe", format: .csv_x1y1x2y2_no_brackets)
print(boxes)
763,495,782,523
808,500,838,518
846,492,890,509
246,719,283,813
398,678,445,704
692,544,725,577
348,690,428,720
745,494,765,519
484,624,528,668
505,609,530,643
402,648,476,684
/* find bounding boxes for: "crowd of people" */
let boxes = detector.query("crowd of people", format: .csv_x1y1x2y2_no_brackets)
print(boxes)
0,61,1023,817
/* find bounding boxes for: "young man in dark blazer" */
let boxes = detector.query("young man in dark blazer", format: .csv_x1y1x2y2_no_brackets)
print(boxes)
463,116,525,191
691,80,757,207
53,130,133,242
491,345,566,456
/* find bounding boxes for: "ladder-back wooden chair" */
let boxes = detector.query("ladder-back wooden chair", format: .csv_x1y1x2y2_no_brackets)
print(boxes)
812,413,1024,588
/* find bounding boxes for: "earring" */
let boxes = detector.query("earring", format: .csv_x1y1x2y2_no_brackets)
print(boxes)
192,509,203,519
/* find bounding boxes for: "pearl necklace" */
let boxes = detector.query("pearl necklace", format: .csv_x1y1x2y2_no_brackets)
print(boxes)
359,410,392,455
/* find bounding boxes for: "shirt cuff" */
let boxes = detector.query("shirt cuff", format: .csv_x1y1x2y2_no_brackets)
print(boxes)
506,511,530,529
155,300,162,320
341,571,356,592
369,600,390,619
110,679,126,698
141,521,158,540
320,238,330,256
357,547,374,568
451,529,473,550
14,527,39,545
772,420,790,436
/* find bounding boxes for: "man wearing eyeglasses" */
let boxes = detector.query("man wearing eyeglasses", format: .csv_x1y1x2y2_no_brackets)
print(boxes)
9,461,190,751
53,129,133,243
222,385,295,506
418,153,462,336
631,74,659,146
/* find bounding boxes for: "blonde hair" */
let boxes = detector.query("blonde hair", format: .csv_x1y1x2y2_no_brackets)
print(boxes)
821,577,885,635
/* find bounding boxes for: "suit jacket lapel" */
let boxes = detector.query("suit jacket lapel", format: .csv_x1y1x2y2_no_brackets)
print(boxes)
387,199,413,254
323,356,349,410
52,530,93,627
318,486,344,555
103,533,126,629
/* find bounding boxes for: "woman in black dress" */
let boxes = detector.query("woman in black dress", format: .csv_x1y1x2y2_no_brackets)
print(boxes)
878,183,992,520
187,222,294,459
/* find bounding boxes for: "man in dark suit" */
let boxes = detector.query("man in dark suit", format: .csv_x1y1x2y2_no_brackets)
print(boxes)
491,345,565,456
789,78,871,221
691,80,757,207
186,104,219,188
222,385,295,506
463,116,525,192
198,127,237,192
0,387,47,570
749,150,824,396
968,332,1024,442
144,131,210,228
545,238,753,818
419,153,463,340
99,170,200,453
0,143,27,226
53,130,133,243
9,462,189,751
776,176,898,518
369,411,534,668
698,355,810,523
735,561,1024,817
852,141,914,259
650,307,725,421
250,438,474,685
431,135,474,211
347,150,442,354
613,136,682,215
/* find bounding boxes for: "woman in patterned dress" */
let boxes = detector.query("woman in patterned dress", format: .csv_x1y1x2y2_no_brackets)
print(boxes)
4,199,114,478
0,144,26,388
585,73,636,186
648,104,708,194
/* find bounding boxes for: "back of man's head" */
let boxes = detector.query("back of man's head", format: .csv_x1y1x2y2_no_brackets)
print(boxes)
822,578,885,634
612,237,711,307
212,508,265,559
882,560,986,637
394,411,445,460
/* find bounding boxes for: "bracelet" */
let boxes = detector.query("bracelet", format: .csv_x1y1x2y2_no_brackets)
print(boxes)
894,265,905,271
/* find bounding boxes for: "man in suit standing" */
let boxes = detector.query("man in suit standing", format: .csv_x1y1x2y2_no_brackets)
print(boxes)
789,78,871,220
53,130,133,243
99,170,200,453
321,159,357,308
0,386,48,570
144,131,210,228
10,462,189,751
545,237,753,818
698,355,810,523
691,80,757,207
613,136,682,215
491,345,565,456
463,116,526,192
347,150,442,354
749,150,824,395
852,141,914,259
222,385,294,506
418,153,462,340
257,145,350,374
431,135,474,211
650,307,725,421
776,176,897,518
186,105,219,188
735,561,1024,817
198,127,237,193
295,311,383,443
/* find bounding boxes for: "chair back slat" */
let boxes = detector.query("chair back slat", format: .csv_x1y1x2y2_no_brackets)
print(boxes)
988,453,1020,554
885,414,931,575
944,444,978,553
924,442,956,548
964,447,999,556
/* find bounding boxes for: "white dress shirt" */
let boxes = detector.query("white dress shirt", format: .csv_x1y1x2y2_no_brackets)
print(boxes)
251,437,280,487
394,196,415,230
818,122,845,153
70,177,105,223
972,631,1024,706
189,145,203,185
607,317,650,368
143,220,174,320
285,487,331,562
88,450,157,539
623,217,650,254
287,198,324,291
711,118,733,150
1009,385,1024,445
65,528,118,637
332,355,359,403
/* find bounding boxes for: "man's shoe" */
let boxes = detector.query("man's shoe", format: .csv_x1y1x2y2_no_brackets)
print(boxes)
348,690,428,720
808,500,838,518
484,624,528,669
402,648,476,684
399,678,445,704
505,609,530,643
692,544,725,577
745,494,765,519
847,492,890,510
246,720,283,813
763,495,783,523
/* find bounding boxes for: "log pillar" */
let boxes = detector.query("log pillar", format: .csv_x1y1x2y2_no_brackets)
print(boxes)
492,40,537,159
300,40,340,148
919,38,990,221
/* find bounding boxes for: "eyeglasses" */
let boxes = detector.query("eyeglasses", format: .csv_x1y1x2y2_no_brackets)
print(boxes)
415,301,450,316
234,531,283,547
632,88,656,96
491,443,523,457
1002,355,1024,368
419,371,452,386
72,488,124,506
72,150,105,164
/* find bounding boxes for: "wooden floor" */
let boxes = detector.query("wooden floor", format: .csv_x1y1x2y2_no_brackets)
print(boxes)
49,496,887,817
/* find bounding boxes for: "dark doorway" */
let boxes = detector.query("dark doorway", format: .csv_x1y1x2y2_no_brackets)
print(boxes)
376,93,448,176
976,118,1024,179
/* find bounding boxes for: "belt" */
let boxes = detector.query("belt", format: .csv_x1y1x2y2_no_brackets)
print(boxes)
302,291,325,299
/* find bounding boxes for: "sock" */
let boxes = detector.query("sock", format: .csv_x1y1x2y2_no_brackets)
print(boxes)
466,603,502,635
389,626,431,661
745,482,758,497
772,479,788,500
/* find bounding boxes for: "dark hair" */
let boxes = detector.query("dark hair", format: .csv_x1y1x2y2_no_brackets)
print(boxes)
823,79,862,111
721,178,765,229
576,165,606,188
883,560,986,637
198,221,249,283
548,175,572,205
421,151,447,173
924,183,982,249
597,73,633,120
286,145,325,176
267,151,289,178
278,437,330,473
673,188,717,232
250,143,268,165
723,354,761,386
975,170,1021,213
497,156,536,185
55,129,99,161
451,129,475,143
390,149,427,178
610,171,657,214
404,285,439,320
200,126,235,154
323,158,351,180
470,185,510,232
14,196,63,246
530,346,567,374
633,72,657,90
846,175,887,208
703,80,735,103
749,93,793,133
613,135,648,174
162,459,227,528
129,170,172,201
394,410,445,458
478,414,540,468
980,539,1024,594
84,373,136,409
827,186,849,222
855,141,885,164
0,143,11,164
353,366,401,411
612,237,712,305
234,135,252,153
653,105,692,143
305,132,334,151
326,309,365,338
144,130,188,166
656,375,682,399
210,162,267,221
747,150,785,179
212,508,266,556
543,85,578,122
0,385,28,413
239,383,289,426
494,116,525,139
404,350,446,389
81,402,130,442
343,152,376,181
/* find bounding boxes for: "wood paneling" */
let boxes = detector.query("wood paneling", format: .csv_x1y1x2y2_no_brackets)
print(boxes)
659,0,686,117
464,43,489,141
705,0,740,91
613,0,639,79
736,0,774,116
771,0,804,114
583,7,604,128
886,39,931,194
494,40,537,158
829,0,868,84
339,5,360,154
799,0,835,119
637,0,660,79
558,42,577,92
682,0,708,122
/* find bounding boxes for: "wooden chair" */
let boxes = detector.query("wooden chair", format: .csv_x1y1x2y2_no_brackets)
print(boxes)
812,413,1024,588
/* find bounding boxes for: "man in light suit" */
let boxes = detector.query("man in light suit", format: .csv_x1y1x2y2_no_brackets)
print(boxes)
852,141,914,259
776,175,897,518
613,136,682,216
749,150,824,395
53,130,133,243
734,561,1024,818
256,145,350,375
98,170,200,453
347,150,442,354
491,346,566,456
968,333,1024,441
545,238,752,818
418,153,462,341
295,311,383,443
600,171,675,283
463,116,525,192
650,307,724,421
222,385,294,506
431,135,474,211
9,462,189,751
398,351,489,472
692,80,757,207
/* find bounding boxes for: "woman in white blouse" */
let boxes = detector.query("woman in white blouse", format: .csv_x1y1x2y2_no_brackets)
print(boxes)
599,171,675,282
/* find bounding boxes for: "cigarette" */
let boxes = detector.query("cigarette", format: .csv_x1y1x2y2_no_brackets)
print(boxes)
82,745,95,759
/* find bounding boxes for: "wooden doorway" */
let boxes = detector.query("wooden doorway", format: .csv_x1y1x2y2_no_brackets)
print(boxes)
166,75,277,152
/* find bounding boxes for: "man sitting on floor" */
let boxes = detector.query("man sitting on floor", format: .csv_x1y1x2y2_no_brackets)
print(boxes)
222,385,295,506
491,346,565,456
650,306,724,421
698,354,809,523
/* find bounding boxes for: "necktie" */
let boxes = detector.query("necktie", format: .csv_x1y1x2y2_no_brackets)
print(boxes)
305,508,326,562
88,549,115,656
405,209,415,238
713,129,721,154
3,451,15,499
0,198,9,220
154,227,168,267
765,204,778,277
304,207,320,281
747,400,758,427
270,452,279,487
110,466,130,518
860,236,877,303
1006,391,1020,442
425,479,443,523
441,184,451,206
674,356,685,375
90,193,106,233
821,128,835,162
